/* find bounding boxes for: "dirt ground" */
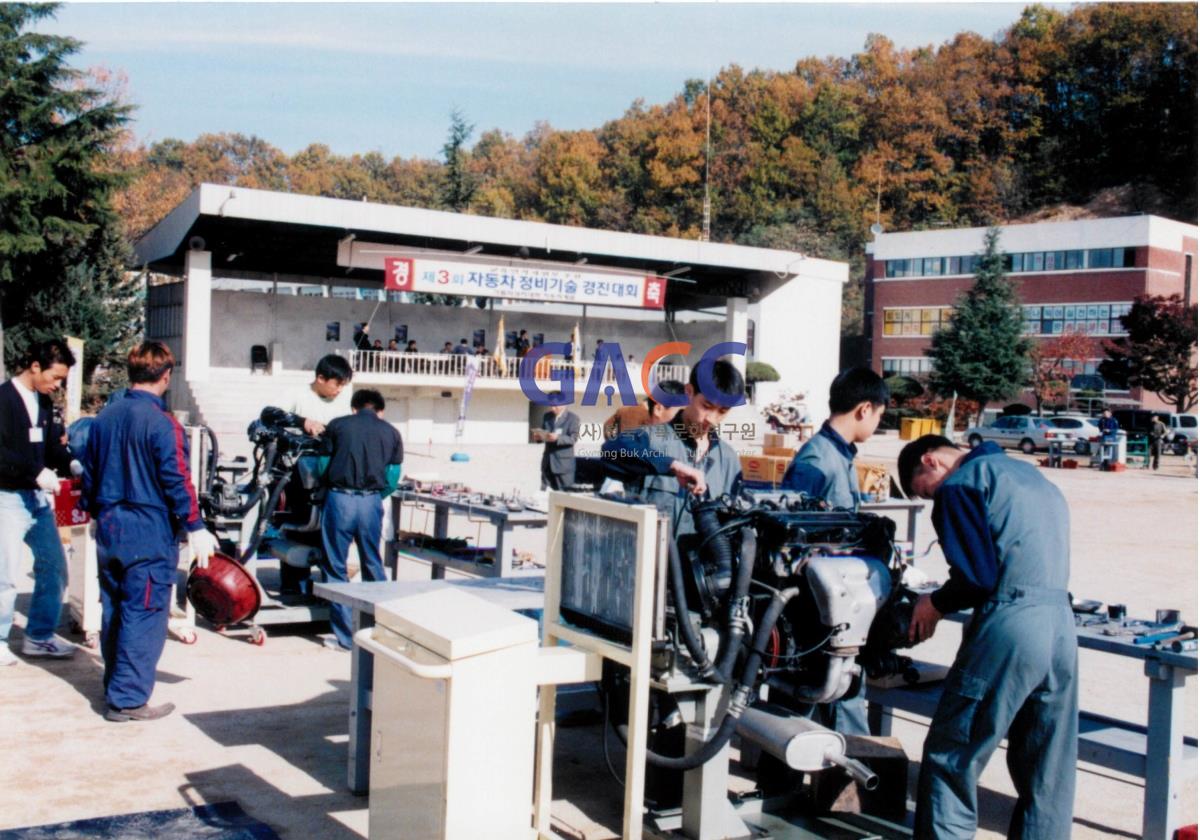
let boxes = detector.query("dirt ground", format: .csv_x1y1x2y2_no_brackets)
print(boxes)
0,433,1194,838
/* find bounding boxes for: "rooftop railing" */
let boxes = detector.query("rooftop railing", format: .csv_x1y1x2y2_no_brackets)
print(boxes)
340,349,688,389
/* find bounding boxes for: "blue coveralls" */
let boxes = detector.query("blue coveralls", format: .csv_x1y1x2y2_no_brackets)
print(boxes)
916,442,1078,839
781,423,874,735
82,390,205,711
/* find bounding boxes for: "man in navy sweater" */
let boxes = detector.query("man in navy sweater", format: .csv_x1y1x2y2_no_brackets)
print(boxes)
0,339,79,665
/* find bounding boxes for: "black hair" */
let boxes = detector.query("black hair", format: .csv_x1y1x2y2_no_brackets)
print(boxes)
315,354,352,383
647,379,685,411
829,367,890,414
688,359,745,402
18,338,76,373
897,434,958,498
460,338,468,344
351,388,385,412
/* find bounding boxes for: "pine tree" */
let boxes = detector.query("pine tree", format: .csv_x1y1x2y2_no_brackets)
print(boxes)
0,3,133,377
928,228,1031,419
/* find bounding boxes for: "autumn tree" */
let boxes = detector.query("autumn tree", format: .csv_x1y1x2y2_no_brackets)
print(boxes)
1099,294,1197,413
441,109,476,212
928,229,1031,419
1027,332,1094,415
0,3,133,377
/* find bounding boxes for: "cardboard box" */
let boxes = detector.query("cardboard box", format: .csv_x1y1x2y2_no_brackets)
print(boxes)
740,454,791,484
762,446,797,458
763,432,787,449
856,461,891,500
54,478,89,527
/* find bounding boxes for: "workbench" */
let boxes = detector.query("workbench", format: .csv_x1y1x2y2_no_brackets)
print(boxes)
866,613,1197,840
315,576,547,795
387,490,547,579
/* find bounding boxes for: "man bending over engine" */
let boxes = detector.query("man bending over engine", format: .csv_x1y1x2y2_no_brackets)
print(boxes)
898,435,1077,839
600,360,744,540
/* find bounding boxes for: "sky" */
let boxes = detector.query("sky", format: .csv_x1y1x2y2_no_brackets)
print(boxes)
43,2,1049,160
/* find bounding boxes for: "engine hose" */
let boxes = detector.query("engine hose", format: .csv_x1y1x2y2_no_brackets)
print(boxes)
667,538,716,679
239,477,287,564
616,585,801,771
202,425,220,496
226,487,266,518
711,526,756,682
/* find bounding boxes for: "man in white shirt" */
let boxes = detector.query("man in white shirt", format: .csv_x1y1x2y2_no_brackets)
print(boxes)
0,339,80,665
288,355,354,437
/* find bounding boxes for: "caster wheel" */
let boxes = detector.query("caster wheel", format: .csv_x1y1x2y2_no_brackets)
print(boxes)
180,631,198,646
84,632,99,649
251,628,266,646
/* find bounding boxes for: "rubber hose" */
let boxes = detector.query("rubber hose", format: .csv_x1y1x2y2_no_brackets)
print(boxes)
239,477,287,564
667,538,715,678
618,586,800,771
711,526,756,682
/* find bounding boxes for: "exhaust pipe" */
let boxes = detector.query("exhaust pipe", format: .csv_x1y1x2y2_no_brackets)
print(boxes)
736,705,879,789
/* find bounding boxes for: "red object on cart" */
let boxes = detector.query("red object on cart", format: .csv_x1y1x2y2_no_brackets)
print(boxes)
186,551,261,625
1175,826,1197,840
53,478,90,527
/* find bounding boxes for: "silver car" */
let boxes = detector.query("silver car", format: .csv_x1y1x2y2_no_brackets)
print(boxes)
965,415,1057,454
1045,415,1102,455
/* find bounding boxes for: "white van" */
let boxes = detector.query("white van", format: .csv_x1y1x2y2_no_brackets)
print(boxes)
1167,414,1198,452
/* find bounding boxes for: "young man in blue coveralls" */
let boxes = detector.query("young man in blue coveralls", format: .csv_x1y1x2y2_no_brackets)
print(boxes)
319,388,403,651
898,434,1078,839
82,343,217,721
779,367,888,735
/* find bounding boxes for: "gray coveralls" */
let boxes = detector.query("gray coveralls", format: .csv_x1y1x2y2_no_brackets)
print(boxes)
627,420,742,540
915,446,1078,839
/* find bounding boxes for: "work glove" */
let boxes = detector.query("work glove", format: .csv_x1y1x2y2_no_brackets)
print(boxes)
187,529,218,570
69,460,84,477
35,468,61,494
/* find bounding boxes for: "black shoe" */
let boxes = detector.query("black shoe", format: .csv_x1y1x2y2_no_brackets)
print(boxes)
105,702,176,722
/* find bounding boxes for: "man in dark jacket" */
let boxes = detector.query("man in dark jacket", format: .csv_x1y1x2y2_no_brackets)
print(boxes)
82,342,216,721
320,389,403,650
0,338,79,665
537,403,580,490
898,435,1077,839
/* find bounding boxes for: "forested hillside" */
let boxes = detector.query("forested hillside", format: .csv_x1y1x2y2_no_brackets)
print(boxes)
112,3,1197,333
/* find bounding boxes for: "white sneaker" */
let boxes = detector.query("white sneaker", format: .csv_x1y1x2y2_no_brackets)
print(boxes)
0,647,16,667
21,634,77,659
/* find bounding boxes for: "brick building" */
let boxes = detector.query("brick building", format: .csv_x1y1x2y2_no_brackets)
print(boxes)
865,215,1197,411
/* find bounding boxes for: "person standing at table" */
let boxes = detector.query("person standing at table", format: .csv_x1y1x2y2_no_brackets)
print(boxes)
319,389,403,651
898,434,1077,839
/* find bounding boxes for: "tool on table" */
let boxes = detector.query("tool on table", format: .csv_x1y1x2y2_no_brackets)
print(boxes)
1169,639,1198,652
1107,603,1127,623
1156,609,1182,625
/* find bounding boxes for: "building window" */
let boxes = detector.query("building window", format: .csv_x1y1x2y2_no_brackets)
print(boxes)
1086,247,1135,269
882,307,954,336
884,246,1137,278
881,357,933,376
1022,302,1131,336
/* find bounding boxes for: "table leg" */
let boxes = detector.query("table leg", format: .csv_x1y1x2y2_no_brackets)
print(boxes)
1142,660,1186,840
431,503,449,580
495,524,510,577
348,608,376,795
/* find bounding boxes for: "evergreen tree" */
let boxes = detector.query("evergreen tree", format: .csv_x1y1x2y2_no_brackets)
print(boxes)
1099,294,1197,413
0,3,133,377
441,108,476,212
927,228,1031,419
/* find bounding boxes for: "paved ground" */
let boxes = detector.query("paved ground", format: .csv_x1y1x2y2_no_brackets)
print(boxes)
0,432,1194,838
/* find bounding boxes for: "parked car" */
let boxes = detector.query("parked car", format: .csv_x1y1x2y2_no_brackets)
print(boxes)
964,415,1057,454
1166,413,1198,454
1044,415,1103,455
